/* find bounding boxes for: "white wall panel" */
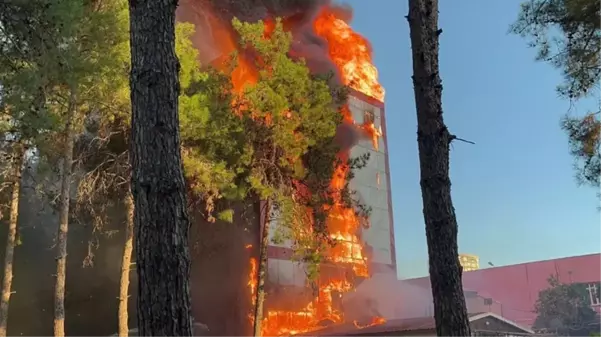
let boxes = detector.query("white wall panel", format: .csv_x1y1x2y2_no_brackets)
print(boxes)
372,247,392,264
370,208,390,231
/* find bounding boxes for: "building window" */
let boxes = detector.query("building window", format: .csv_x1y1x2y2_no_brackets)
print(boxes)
364,110,375,124
586,283,601,307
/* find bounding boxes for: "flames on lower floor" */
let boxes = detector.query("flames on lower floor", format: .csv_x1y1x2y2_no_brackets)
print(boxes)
246,252,387,336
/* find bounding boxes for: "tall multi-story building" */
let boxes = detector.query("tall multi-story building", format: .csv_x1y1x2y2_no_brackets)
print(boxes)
266,89,396,281
459,253,480,272
262,90,396,333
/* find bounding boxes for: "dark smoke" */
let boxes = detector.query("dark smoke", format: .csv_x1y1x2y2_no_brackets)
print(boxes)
335,123,362,152
176,0,354,85
176,0,363,150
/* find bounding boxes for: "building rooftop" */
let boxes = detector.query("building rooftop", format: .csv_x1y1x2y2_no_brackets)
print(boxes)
296,312,534,336
402,253,601,326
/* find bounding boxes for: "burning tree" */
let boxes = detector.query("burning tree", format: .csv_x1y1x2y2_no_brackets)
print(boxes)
226,18,355,336
173,2,391,335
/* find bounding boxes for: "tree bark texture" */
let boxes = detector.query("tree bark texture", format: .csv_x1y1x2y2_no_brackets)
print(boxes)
406,0,471,335
128,0,193,335
0,145,26,337
253,200,271,337
54,91,77,337
118,190,134,337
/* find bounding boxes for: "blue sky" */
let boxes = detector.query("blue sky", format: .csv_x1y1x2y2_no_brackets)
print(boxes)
341,0,601,278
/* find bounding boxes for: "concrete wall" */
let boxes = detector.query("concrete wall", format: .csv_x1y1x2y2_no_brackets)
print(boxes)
346,95,392,266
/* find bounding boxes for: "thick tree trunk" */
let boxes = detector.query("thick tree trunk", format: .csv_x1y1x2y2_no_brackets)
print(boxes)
406,0,471,336
128,0,193,335
54,90,77,337
253,200,271,337
0,145,26,337
117,190,134,337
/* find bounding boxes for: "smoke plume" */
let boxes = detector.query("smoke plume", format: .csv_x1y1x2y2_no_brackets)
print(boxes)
176,0,356,85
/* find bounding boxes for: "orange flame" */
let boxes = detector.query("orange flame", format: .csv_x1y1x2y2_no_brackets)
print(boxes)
353,316,387,329
314,10,385,102
249,258,258,303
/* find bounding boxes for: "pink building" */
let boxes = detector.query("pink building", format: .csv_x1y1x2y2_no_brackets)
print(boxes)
397,254,601,326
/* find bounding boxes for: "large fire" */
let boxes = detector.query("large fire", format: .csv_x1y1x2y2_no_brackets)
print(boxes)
239,6,386,337
313,9,385,102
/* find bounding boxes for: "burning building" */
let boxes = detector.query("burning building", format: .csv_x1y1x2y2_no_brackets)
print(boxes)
261,89,396,336
176,1,396,335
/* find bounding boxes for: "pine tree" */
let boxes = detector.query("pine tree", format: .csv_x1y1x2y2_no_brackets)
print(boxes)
406,0,471,335
0,145,25,337
2,1,135,335
128,0,193,334
0,2,77,335
511,0,601,190
76,20,213,336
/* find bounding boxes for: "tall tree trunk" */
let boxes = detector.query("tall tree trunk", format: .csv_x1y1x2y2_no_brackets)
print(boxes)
54,90,77,337
117,189,134,337
406,0,471,335
128,0,193,335
253,200,271,337
0,145,26,337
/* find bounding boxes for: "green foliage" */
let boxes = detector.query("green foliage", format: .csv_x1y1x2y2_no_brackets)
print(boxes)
562,112,600,187
177,24,251,220
233,17,341,232
234,18,341,162
533,275,600,334
0,0,131,171
178,17,351,234
511,0,601,190
76,19,217,238
511,0,600,99
217,209,235,223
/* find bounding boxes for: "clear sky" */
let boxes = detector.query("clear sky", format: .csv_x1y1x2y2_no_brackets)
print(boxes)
341,0,601,278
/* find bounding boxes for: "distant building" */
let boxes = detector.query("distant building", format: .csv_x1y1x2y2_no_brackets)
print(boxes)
402,253,601,327
459,253,480,272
